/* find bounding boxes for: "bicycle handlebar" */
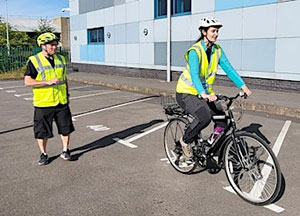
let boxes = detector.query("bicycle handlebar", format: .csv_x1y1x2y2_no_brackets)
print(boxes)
216,92,247,101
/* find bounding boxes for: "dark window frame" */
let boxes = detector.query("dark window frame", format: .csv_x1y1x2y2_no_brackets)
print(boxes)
87,27,104,44
154,0,191,19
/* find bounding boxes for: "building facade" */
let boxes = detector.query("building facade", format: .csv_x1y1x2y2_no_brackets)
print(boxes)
70,0,300,91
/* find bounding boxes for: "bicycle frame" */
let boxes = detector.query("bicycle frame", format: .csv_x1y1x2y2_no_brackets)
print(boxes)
200,98,244,167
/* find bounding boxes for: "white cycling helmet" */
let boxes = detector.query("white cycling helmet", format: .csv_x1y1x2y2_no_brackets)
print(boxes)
199,17,223,29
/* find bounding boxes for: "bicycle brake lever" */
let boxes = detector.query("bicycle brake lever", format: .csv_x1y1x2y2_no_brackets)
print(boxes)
239,92,247,99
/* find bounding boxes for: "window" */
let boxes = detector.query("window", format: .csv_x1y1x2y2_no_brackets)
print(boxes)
172,0,191,15
88,27,104,44
154,0,191,18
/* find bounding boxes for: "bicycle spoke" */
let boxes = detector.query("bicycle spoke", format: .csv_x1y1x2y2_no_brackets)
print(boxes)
224,133,281,205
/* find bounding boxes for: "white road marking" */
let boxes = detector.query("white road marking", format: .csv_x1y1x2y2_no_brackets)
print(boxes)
14,85,92,97
87,125,110,132
68,85,92,90
249,121,291,200
114,122,167,148
160,158,170,164
223,120,291,213
6,90,16,93
69,90,119,100
73,97,153,119
23,90,119,101
0,85,26,90
223,186,285,213
126,122,168,143
0,80,20,84
113,138,138,148
15,92,31,97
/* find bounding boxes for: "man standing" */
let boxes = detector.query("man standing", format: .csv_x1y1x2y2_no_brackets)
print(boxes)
24,32,75,165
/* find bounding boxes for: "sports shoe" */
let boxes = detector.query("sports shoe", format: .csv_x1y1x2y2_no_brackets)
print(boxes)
60,149,71,161
38,153,48,165
180,137,193,158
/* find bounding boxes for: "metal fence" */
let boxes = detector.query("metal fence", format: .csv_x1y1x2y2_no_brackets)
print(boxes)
0,46,70,73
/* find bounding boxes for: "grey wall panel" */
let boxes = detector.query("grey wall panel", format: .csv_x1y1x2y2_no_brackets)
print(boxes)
79,0,94,14
115,24,126,44
154,42,167,66
126,22,139,44
218,40,242,70
171,41,191,67
105,26,115,44
79,0,114,14
241,39,276,72
115,0,126,5
95,0,114,10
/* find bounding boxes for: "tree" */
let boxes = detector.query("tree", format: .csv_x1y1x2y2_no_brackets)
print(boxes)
35,18,56,34
0,17,35,47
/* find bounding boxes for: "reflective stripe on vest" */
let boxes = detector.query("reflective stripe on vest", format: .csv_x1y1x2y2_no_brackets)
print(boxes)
180,73,213,91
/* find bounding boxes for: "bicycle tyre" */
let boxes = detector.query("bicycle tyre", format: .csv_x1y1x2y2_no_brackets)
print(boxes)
164,117,196,174
223,132,281,205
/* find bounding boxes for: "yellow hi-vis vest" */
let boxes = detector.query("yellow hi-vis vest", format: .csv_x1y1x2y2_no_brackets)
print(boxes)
176,41,221,95
29,52,68,107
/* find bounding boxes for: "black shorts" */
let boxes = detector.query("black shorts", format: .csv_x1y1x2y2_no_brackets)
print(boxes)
33,104,75,139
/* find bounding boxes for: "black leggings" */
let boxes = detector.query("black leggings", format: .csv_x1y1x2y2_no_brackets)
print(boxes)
176,93,227,144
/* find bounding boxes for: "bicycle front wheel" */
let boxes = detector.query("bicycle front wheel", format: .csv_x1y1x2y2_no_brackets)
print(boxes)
223,132,281,205
164,117,196,174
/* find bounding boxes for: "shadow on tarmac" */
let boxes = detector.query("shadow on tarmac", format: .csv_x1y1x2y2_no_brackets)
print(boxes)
47,119,164,163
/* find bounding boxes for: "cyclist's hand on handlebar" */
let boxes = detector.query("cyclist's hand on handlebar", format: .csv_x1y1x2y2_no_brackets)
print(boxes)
200,93,217,102
241,85,252,97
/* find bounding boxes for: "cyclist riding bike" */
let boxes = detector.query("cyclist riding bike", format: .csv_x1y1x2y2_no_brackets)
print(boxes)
176,17,252,158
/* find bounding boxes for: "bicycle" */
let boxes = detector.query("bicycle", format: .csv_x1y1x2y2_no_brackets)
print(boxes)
162,93,282,205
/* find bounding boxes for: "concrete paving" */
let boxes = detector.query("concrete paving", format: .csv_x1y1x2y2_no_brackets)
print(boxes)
67,72,300,119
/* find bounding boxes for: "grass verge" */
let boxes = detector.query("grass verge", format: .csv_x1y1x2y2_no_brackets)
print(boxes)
0,67,25,80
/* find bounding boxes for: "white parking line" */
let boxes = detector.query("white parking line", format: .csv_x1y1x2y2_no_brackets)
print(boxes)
113,138,138,148
0,85,26,90
114,122,168,148
0,80,20,84
224,120,291,213
127,122,168,143
15,85,92,97
6,90,16,93
223,186,284,213
73,97,153,119
68,85,92,90
23,90,119,101
249,120,291,197
70,91,119,100
87,125,110,132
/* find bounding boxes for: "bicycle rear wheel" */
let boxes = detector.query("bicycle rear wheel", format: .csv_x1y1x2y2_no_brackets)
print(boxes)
164,117,196,174
223,132,281,205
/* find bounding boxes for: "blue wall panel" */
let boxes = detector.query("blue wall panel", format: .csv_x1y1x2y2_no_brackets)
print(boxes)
243,0,276,7
80,45,105,62
80,45,88,61
215,0,243,11
215,0,277,11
